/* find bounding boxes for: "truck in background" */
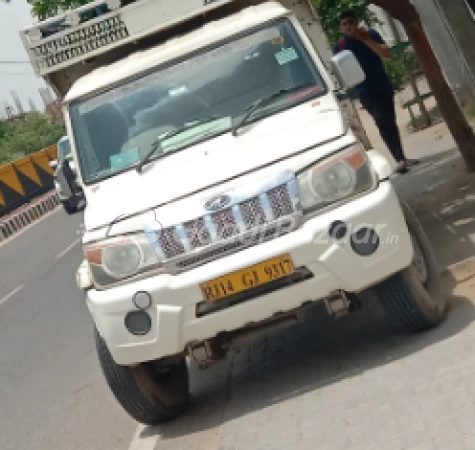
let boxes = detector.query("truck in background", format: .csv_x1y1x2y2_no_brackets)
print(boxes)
21,0,447,425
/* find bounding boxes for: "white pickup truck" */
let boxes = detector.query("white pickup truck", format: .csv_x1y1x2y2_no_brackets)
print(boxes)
21,0,447,425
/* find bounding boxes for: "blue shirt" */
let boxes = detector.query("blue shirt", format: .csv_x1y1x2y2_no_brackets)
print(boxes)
333,29,393,95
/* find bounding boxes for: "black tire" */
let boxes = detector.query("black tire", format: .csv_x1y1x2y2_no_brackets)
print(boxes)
375,201,448,332
61,200,76,215
94,328,189,425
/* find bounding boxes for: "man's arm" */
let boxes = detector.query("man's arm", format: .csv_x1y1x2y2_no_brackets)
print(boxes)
357,29,391,58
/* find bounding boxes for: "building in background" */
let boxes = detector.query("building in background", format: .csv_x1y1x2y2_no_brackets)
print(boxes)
39,87,63,123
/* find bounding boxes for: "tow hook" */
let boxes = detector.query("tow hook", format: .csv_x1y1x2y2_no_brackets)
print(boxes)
187,340,227,369
324,291,355,318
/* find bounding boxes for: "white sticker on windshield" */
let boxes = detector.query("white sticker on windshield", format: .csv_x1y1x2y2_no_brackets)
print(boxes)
110,147,140,171
275,47,299,65
169,85,188,96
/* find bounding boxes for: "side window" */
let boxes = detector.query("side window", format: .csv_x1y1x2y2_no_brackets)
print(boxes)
72,110,101,176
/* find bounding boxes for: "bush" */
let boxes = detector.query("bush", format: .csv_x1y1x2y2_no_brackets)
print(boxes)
384,50,422,92
0,112,65,165
384,53,406,92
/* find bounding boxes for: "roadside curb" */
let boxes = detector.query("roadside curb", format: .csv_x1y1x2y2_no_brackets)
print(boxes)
0,191,60,243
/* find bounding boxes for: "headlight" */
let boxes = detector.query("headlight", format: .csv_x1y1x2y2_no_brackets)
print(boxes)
84,234,160,285
297,143,376,214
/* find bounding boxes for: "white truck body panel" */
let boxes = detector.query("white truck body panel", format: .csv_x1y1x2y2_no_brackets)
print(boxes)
21,0,336,98
21,0,234,78
63,2,333,103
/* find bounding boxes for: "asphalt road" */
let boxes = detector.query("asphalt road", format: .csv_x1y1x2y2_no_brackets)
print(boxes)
4,191,475,450
0,208,138,450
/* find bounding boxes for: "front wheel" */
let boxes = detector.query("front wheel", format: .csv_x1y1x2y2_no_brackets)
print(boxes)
375,201,448,332
94,329,189,425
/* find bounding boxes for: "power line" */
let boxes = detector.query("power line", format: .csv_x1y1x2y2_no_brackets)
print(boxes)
0,61,30,64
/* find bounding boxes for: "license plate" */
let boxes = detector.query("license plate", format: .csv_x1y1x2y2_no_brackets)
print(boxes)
200,254,295,302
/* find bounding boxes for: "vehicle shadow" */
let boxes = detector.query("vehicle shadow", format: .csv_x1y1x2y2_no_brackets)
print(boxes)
137,267,475,446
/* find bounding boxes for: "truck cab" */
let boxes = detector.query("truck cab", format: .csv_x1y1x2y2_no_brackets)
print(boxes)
22,0,447,426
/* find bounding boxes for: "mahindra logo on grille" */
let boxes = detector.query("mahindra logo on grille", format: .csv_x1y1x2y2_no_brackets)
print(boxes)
204,194,231,211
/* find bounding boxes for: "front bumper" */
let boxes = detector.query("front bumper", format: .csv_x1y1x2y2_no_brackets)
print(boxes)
86,181,413,366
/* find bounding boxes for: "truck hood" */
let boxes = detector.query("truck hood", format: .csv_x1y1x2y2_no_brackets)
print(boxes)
83,98,347,231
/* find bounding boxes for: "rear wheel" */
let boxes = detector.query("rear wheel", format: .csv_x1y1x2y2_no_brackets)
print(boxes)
375,201,448,332
94,328,189,425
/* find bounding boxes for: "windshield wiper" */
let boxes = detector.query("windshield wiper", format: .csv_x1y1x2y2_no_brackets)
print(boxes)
231,83,318,137
136,115,221,174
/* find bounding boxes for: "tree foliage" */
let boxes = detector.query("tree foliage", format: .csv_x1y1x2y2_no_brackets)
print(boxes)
0,0,133,20
27,0,90,20
313,0,377,44
313,0,421,91
0,113,65,165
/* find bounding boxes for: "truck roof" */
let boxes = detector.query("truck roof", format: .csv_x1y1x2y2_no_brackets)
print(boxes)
63,2,289,104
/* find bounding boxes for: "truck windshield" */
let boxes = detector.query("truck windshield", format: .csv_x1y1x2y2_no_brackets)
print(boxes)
69,18,327,183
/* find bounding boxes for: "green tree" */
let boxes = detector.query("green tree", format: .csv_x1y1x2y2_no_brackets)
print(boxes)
313,0,377,44
0,0,134,19
0,113,65,164
0,0,91,20
28,0,90,20
313,0,420,91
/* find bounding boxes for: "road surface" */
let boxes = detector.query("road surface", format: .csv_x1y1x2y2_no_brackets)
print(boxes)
3,202,475,450
0,208,137,450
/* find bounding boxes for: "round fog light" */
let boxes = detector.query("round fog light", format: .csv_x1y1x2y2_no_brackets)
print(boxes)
351,227,379,256
125,311,152,336
133,291,151,310
329,220,348,241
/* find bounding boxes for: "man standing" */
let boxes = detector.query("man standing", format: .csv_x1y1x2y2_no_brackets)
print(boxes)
333,10,419,173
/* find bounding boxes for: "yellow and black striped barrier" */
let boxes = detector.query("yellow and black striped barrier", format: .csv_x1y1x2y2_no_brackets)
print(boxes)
0,145,58,217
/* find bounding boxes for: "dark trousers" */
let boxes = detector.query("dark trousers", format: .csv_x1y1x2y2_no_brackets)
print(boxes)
359,89,405,162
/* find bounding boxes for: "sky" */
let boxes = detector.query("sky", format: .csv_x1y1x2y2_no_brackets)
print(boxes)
0,0,50,117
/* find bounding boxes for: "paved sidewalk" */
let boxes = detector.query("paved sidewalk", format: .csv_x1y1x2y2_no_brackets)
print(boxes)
140,118,475,450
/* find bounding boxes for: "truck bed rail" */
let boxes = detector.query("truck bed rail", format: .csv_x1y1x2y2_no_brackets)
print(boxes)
20,0,233,77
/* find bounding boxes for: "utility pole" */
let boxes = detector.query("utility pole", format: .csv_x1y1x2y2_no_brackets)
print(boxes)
28,98,37,111
10,90,24,115
366,0,475,171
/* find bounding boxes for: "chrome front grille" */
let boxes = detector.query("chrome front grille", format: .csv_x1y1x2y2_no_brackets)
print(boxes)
240,197,266,230
268,184,293,219
152,174,300,271
158,227,185,259
211,207,237,240
184,217,211,249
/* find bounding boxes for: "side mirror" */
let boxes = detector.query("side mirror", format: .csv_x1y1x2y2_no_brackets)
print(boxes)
331,50,366,90
49,159,58,169
56,158,77,198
